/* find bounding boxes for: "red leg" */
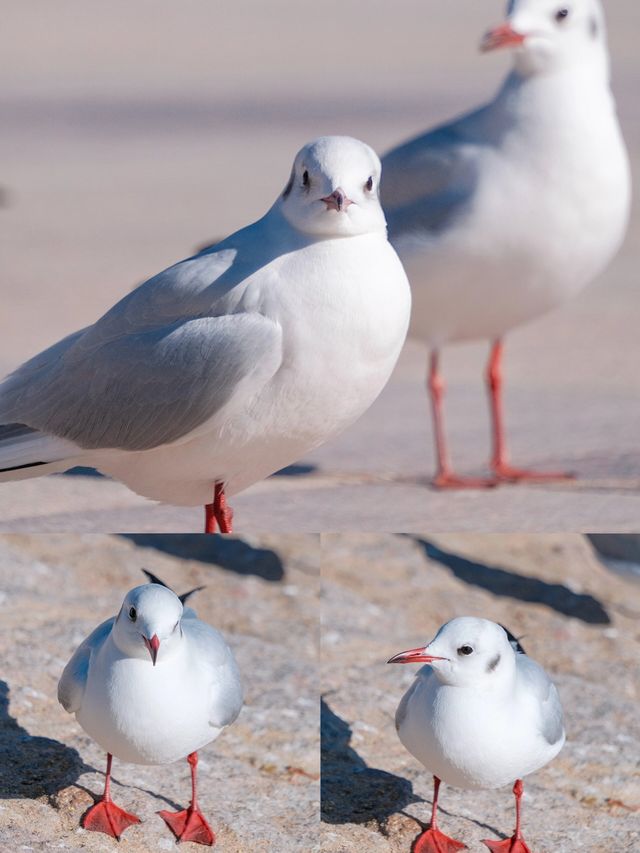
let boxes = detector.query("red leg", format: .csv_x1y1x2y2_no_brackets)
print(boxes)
482,779,532,853
82,753,141,839
204,502,217,534
487,340,573,483
413,776,467,852
204,483,234,534
428,350,496,490
158,751,216,846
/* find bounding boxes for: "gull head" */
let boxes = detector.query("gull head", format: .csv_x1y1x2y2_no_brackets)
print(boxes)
112,583,184,666
388,617,517,688
481,0,608,77
279,136,387,239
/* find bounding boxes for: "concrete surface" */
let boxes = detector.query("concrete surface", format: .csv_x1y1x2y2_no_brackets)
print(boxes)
0,534,320,852
1,1,640,531
321,533,640,852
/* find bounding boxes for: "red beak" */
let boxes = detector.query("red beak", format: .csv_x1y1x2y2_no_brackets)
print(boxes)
480,23,526,53
387,647,447,665
321,187,353,212
143,634,160,666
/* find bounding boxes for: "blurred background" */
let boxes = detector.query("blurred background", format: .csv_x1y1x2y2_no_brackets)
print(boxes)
0,533,319,852
321,533,640,852
1,1,639,531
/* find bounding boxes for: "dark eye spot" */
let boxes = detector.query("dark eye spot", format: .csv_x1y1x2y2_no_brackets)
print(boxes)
458,644,473,656
555,8,569,22
302,170,310,188
590,16,599,38
128,606,137,621
365,176,374,192
487,653,501,673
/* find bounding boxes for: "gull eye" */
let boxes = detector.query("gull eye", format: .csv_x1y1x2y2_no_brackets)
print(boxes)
365,176,374,192
457,644,473,656
555,8,570,22
302,170,310,188
128,606,137,621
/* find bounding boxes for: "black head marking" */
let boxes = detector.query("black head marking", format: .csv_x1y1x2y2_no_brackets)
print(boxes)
487,653,501,673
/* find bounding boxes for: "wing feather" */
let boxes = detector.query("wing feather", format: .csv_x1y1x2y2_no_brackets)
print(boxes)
57,617,114,713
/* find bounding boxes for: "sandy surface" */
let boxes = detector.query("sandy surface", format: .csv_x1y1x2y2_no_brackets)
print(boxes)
320,533,640,852
0,533,320,852
1,1,639,531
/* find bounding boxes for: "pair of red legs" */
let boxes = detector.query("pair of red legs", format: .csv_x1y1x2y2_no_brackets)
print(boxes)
413,777,531,853
83,751,215,846
204,482,234,534
429,340,573,489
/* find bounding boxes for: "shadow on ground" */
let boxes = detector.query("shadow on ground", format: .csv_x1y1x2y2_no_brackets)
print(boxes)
321,698,416,828
0,680,86,802
120,535,285,581
410,538,610,624
271,464,318,477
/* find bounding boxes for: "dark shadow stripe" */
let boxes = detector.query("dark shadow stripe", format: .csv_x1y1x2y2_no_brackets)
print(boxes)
0,461,46,473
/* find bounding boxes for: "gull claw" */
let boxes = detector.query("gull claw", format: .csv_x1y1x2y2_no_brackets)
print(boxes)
413,826,467,852
82,798,141,839
482,836,532,853
158,805,216,846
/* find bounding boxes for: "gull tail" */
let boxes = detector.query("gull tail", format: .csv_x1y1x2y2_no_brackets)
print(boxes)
0,422,81,481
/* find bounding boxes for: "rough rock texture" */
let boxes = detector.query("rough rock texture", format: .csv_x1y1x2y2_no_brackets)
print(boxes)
0,534,319,852
321,534,640,852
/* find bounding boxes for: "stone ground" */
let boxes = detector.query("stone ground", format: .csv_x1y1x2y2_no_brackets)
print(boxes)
0,534,320,852
321,533,640,852
1,1,640,532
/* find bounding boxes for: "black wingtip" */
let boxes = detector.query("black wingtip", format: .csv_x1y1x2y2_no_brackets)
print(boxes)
179,586,206,605
141,569,205,605
499,623,527,654
142,568,170,588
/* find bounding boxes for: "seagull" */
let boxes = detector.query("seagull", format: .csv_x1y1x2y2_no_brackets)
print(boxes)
58,570,243,845
0,135,411,531
388,617,565,852
382,0,630,488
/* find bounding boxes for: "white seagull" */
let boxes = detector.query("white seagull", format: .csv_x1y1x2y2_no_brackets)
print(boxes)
0,135,411,531
382,0,630,488
388,617,565,852
58,571,243,845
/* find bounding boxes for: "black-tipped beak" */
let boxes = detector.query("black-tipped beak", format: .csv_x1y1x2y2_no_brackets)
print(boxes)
321,187,353,212
387,647,447,665
143,634,160,666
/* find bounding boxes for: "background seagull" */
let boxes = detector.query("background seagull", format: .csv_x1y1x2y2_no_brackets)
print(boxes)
58,571,243,845
389,617,565,853
0,135,410,531
382,0,630,488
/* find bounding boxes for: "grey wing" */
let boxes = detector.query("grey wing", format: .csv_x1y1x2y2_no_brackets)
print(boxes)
57,617,114,713
395,676,419,732
396,665,434,732
516,656,565,746
0,310,283,452
183,615,243,729
382,106,490,239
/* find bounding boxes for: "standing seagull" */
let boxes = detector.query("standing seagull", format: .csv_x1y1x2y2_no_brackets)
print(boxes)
382,0,630,487
58,572,243,845
388,617,565,852
0,136,410,531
